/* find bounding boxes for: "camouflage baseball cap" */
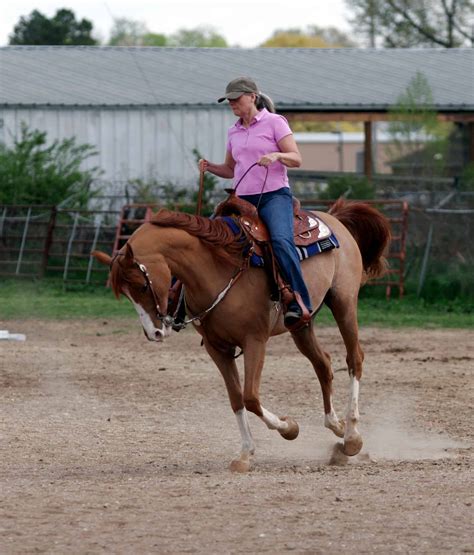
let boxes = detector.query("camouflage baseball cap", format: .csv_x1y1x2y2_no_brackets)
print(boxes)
217,77,259,102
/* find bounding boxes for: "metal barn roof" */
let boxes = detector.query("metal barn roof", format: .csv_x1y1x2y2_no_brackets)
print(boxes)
0,46,472,110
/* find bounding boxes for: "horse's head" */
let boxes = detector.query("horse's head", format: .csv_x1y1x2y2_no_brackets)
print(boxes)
93,243,172,342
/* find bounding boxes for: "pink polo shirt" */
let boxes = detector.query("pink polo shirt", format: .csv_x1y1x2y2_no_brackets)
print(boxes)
226,108,293,196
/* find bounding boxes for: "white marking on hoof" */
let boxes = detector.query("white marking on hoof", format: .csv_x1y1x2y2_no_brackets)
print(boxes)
235,408,255,454
260,407,289,432
325,409,345,438
344,375,363,456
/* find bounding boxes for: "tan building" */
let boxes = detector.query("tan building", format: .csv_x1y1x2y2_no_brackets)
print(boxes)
295,132,399,174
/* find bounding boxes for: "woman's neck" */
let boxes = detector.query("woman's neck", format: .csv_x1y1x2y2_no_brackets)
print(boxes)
241,106,259,128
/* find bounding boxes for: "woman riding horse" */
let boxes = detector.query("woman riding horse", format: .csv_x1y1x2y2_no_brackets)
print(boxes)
199,76,311,329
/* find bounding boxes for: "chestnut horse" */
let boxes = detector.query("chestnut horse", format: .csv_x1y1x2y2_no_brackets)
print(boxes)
93,199,390,472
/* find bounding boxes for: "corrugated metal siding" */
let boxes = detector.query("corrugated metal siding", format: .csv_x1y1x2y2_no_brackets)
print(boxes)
1,46,473,110
0,106,236,190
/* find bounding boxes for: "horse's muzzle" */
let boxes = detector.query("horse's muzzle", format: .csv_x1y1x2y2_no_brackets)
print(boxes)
142,328,164,342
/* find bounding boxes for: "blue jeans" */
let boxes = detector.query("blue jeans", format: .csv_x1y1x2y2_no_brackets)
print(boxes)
239,187,312,311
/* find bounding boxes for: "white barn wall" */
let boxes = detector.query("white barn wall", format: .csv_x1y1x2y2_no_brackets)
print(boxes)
0,106,236,194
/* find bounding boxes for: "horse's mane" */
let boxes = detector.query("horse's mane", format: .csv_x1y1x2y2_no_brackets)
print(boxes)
150,208,249,264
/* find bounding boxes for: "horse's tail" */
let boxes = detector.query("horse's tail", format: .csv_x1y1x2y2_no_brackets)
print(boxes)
329,198,391,279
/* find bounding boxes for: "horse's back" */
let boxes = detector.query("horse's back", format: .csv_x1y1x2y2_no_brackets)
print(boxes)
299,210,363,310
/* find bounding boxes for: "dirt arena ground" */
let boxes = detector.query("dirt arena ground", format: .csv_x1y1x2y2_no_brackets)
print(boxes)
1,318,472,554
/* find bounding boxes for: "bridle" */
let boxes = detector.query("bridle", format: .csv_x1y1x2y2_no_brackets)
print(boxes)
135,258,250,329
114,253,251,330
134,260,170,323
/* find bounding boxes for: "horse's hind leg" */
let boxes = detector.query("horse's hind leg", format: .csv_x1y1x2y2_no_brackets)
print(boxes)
203,340,255,472
290,326,345,439
329,296,364,456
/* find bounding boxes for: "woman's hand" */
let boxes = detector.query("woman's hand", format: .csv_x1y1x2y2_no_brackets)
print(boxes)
198,155,235,179
198,158,209,172
257,152,281,167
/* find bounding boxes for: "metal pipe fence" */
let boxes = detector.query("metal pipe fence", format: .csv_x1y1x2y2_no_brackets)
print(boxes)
1,189,472,300
0,205,119,284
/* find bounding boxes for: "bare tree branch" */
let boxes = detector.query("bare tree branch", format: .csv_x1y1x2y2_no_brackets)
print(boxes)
386,0,452,46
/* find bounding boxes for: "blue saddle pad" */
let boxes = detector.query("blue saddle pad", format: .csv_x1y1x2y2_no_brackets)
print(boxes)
220,216,339,268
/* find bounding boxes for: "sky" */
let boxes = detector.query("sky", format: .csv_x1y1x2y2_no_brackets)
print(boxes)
1,0,353,47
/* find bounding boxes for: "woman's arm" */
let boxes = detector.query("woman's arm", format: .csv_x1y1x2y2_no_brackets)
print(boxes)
258,134,302,168
199,151,235,178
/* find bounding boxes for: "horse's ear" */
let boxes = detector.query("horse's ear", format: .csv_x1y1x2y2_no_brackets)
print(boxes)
124,243,135,264
91,250,112,266
120,243,135,268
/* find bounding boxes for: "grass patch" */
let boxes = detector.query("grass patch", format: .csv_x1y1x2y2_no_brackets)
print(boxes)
0,280,135,320
0,279,472,328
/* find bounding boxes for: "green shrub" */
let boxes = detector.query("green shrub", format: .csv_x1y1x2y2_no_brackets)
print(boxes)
319,175,375,200
125,148,218,216
415,264,474,303
459,162,474,191
126,177,163,205
0,124,102,208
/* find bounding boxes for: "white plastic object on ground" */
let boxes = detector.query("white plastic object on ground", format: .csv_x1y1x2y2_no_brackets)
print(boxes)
0,330,26,341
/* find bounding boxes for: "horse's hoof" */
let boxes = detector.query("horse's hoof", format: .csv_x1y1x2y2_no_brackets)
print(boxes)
343,433,363,456
278,416,299,440
230,458,250,473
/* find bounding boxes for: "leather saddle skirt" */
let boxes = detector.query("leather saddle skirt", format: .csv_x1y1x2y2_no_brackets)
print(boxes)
214,191,331,247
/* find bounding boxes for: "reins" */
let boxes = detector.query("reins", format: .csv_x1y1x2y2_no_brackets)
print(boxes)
113,250,252,331
233,161,269,210
172,258,250,329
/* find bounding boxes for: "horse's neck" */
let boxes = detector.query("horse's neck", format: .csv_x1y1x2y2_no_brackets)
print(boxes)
142,225,229,296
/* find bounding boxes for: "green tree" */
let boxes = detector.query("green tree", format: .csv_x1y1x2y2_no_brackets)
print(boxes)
169,26,228,47
261,25,357,47
0,125,101,207
108,18,167,46
9,9,97,45
386,72,452,176
345,0,474,47
142,33,167,46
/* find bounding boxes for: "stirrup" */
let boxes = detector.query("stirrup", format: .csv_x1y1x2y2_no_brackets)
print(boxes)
283,292,311,332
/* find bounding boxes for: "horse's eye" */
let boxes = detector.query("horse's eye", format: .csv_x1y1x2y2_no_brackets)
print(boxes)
140,283,148,293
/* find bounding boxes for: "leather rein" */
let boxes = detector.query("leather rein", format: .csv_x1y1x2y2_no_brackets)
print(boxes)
233,162,269,210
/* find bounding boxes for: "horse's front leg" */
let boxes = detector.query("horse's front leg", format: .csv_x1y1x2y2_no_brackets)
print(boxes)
243,338,299,441
203,339,255,472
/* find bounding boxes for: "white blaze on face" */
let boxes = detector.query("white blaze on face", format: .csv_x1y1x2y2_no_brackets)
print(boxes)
130,298,170,342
